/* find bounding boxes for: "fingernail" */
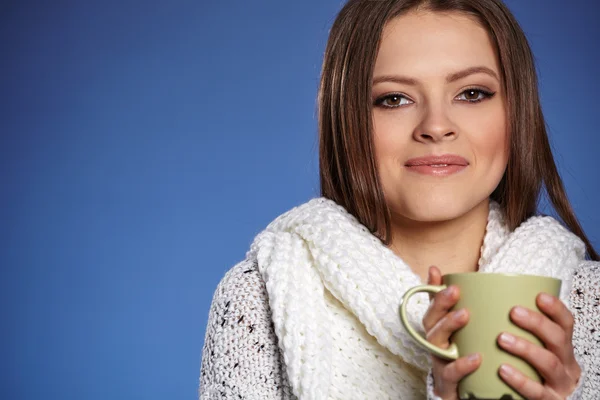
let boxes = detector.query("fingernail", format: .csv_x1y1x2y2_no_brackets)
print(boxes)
512,306,528,319
453,309,467,320
468,353,480,363
539,293,554,305
499,333,515,345
499,364,515,377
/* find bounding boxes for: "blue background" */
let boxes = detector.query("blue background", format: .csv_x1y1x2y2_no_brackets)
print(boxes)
1,1,598,399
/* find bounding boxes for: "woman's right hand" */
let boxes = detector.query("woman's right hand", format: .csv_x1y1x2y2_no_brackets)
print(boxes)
423,266,482,399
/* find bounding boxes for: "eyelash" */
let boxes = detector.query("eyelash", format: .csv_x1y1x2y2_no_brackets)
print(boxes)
373,88,497,109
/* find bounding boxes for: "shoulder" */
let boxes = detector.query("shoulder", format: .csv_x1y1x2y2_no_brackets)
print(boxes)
572,260,600,292
574,259,600,277
213,258,267,303
571,260,599,304
207,258,273,339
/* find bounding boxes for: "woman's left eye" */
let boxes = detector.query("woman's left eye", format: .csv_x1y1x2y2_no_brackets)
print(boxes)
456,88,496,103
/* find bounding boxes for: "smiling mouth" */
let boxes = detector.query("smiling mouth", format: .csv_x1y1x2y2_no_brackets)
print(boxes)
405,164,467,175
404,154,469,176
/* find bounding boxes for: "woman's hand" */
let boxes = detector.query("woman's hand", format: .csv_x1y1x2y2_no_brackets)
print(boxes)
424,266,482,399
496,293,582,399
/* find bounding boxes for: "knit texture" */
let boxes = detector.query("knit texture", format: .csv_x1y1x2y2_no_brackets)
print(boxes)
200,199,599,399
199,259,293,400
199,260,599,399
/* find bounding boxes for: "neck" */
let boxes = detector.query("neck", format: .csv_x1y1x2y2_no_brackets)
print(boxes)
388,199,490,283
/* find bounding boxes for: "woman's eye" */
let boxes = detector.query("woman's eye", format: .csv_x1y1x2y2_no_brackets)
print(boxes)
375,94,412,108
374,94,413,108
379,94,410,107
456,88,495,103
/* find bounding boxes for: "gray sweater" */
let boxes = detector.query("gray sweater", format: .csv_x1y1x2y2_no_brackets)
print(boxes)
199,260,599,399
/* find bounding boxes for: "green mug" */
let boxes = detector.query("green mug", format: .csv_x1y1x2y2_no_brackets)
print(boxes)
399,272,561,400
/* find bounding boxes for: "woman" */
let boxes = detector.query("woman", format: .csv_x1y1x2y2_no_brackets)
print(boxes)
199,0,599,399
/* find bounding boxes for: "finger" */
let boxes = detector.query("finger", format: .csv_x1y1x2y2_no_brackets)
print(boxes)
435,354,482,397
497,332,569,387
508,306,573,364
427,266,442,300
498,364,560,400
426,308,469,347
423,285,461,332
428,266,442,285
536,293,575,339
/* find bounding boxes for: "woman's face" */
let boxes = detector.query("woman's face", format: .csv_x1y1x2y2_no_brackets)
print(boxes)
372,10,508,224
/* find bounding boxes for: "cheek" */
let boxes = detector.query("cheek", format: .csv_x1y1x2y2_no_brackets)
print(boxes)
464,106,509,170
485,115,508,165
372,113,411,165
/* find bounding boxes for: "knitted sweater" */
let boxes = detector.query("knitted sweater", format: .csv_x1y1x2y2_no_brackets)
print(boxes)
200,259,599,399
199,199,600,399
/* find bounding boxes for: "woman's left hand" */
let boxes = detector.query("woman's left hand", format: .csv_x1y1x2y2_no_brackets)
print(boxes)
496,292,582,399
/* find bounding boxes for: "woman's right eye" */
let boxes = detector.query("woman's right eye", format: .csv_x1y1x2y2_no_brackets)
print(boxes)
374,94,413,108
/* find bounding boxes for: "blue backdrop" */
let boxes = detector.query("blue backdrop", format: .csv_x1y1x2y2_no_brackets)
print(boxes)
1,1,598,399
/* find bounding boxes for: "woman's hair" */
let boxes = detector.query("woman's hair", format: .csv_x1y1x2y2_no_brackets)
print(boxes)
318,0,599,260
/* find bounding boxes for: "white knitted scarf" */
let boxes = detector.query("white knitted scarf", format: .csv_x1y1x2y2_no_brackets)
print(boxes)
247,198,586,399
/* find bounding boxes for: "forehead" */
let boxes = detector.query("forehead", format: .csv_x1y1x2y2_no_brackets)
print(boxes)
375,11,499,77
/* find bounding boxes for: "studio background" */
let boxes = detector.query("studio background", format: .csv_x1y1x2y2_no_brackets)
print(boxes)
1,1,598,399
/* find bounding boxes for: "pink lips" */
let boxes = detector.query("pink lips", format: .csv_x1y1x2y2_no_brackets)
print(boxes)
404,154,469,176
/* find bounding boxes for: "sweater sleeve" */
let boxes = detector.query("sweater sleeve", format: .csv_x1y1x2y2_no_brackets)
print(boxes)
426,368,443,400
568,260,600,399
199,259,293,400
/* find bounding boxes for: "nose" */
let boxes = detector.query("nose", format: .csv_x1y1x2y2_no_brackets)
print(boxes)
412,103,457,143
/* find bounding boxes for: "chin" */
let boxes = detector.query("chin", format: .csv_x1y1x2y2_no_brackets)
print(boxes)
392,195,489,224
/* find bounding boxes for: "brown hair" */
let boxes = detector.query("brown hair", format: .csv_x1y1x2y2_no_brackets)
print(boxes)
318,0,599,260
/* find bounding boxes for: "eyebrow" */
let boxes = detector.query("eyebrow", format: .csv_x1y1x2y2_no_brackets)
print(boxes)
372,66,500,86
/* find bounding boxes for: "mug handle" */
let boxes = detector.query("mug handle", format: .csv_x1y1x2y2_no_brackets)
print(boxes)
399,285,460,361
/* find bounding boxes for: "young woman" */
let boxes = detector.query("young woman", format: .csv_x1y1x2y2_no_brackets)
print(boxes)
199,0,599,399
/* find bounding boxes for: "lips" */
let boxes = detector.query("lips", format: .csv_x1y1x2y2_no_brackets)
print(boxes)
405,154,469,167
404,154,469,176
